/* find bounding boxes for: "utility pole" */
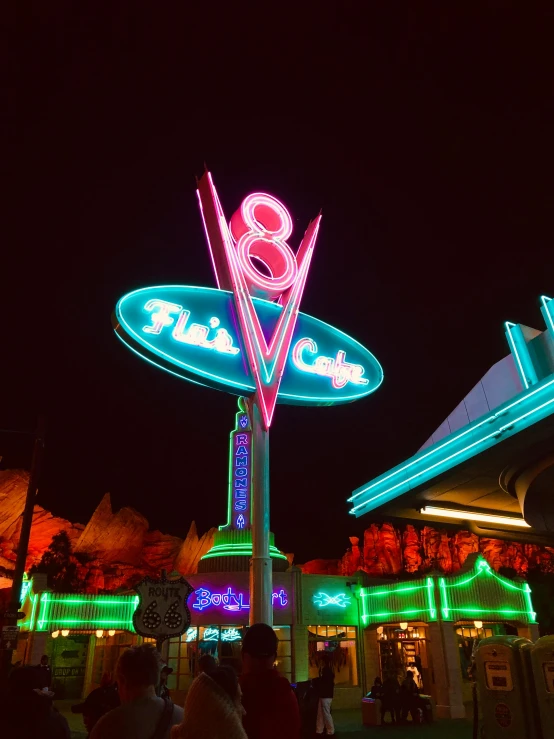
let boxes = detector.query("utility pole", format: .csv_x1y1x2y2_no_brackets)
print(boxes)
0,417,45,681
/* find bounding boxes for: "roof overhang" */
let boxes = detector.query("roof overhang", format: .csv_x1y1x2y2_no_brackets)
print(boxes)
349,375,554,537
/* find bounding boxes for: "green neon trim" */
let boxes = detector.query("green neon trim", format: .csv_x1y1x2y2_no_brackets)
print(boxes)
426,578,437,620
201,545,287,561
35,593,139,632
370,584,428,597
350,376,554,514
51,599,135,606
438,557,536,623
37,592,50,630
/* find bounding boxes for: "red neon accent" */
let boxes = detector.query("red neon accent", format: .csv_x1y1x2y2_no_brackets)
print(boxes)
197,174,321,428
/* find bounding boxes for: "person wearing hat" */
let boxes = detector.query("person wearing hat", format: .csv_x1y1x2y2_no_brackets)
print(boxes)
239,623,301,739
0,665,70,739
71,672,120,736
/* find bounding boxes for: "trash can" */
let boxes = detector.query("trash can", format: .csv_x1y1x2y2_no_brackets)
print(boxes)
361,696,381,726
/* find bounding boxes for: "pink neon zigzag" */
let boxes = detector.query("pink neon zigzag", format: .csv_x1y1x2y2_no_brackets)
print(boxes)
203,173,321,428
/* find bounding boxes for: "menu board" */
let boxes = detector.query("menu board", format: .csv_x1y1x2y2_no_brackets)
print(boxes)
485,660,513,691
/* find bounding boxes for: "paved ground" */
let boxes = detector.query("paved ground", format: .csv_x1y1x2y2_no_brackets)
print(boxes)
58,701,474,739
333,709,472,738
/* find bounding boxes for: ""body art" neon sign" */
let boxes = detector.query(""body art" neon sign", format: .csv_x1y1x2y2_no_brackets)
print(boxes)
313,592,351,608
292,339,369,388
192,587,288,612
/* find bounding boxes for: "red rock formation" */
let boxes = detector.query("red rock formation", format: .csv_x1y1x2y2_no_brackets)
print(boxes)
0,470,217,592
75,494,148,565
174,522,215,574
403,525,422,573
301,522,554,579
300,559,340,575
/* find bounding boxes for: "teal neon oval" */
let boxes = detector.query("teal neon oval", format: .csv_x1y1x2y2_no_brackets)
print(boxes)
113,285,383,406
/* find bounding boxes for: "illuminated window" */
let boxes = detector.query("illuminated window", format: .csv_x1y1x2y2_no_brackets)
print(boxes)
308,626,358,687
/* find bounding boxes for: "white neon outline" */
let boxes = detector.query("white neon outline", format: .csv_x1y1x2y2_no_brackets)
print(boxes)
350,381,554,514
292,338,370,388
236,232,298,295
349,375,554,503
421,506,530,528
117,285,383,404
505,321,529,389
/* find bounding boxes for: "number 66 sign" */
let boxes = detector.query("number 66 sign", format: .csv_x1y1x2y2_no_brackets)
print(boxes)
113,171,383,428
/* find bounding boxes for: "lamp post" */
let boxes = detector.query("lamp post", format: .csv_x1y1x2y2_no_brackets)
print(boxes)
0,418,45,681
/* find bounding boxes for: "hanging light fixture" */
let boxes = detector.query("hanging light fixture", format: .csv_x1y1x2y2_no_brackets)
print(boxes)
376,626,384,635
108,630,116,637
96,629,104,638
51,630,60,639
61,629,70,637
399,622,408,631
474,620,483,630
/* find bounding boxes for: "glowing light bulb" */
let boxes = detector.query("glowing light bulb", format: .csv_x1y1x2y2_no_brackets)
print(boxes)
61,629,69,637
474,620,483,630
399,622,408,631
96,629,104,638
108,630,116,636
376,627,384,635
51,630,60,639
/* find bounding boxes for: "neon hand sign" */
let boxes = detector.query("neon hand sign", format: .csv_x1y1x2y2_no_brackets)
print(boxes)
113,173,383,421
313,592,351,608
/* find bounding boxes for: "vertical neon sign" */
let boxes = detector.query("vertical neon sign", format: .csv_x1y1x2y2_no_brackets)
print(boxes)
221,399,253,531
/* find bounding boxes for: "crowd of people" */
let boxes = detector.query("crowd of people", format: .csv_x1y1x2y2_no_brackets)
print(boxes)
1,623,315,739
369,669,428,725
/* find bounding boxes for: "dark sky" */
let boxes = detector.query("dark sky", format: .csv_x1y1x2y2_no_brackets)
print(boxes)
6,4,553,563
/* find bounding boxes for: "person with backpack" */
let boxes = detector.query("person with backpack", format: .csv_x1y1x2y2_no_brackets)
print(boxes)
171,665,247,739
90,645,183,739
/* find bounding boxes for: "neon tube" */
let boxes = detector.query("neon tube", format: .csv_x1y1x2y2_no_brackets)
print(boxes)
420,506,530,528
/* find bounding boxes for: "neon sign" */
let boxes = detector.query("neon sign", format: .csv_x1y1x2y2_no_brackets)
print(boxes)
114,174,383,426
313,592,351,608
202,627,219,641
114,285,383,406
191,586,288,612
221,627,242,642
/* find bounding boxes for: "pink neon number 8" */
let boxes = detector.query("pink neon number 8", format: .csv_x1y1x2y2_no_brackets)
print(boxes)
230,193,297,300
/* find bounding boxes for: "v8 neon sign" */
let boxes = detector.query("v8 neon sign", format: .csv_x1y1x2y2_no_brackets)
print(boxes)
113,172,383,427
198,178,322,428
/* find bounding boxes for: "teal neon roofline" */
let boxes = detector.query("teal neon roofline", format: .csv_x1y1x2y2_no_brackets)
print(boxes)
349,373,554,517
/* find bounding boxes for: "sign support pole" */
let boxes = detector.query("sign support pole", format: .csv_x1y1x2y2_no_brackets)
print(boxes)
249,398,272,625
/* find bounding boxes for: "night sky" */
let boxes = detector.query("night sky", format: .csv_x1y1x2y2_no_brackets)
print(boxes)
6,5,553,563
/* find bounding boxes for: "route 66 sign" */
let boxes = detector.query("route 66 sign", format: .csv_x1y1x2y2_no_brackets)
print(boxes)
133,573,193,640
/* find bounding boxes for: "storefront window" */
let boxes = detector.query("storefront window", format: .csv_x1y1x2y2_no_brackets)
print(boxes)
167,624,291,691
307,625,358,687
274,626,291,682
